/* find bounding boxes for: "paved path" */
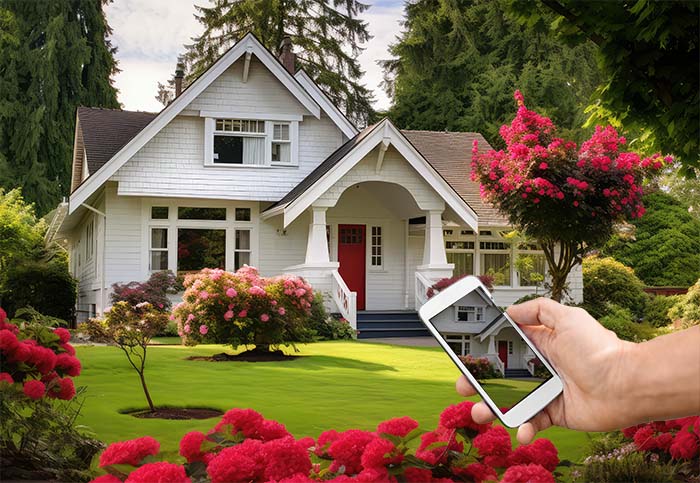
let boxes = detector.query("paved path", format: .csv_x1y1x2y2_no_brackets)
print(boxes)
358,337,439,347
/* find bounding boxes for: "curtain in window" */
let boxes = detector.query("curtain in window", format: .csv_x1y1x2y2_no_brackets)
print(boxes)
243,137,266,165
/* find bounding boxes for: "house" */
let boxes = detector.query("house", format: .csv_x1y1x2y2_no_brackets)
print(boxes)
49,33,583,334
430,285,537,377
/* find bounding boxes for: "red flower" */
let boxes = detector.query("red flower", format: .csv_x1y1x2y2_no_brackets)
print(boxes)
258,418,291,441
439,401,491,433
8,342,32,363
61,342,77,356
90,475,122,483
314,429,340,457
669,431,699,460
213,408,263,438
473,425,512,461
507,439,558,472
653,431,674,451
54,327,71,344
55,353,82,377
622,425,640,439
633,425,656,451
179,431,207,463
23,380,45,400
0,372,13,384
356,467,396,482
377,416,419,438
124,462,190,483
403,467,434,482
452,462,498,483
416,427,463,465
29,345,57,375
361,438,403,469
500,463,554,483
207,440,264,483
262,436,312,481
0,329,19,353
277,473,315,483
328,430,377,474
99,436,160,467
53,377,76,400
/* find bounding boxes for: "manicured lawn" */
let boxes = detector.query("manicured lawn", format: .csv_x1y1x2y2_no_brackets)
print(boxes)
74,340,592,463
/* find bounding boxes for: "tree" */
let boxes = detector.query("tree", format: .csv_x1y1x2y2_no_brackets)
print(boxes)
660,167,700,217
470,91,669,301
160,0,374,125
381,0,602,148
0,188,44,274
508,0,699,176
603,191,700,287
0,0,119,215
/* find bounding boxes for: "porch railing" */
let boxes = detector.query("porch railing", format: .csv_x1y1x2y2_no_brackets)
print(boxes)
331,270,357,329
415,271,433,308
525,355,536,376
493,355,505,377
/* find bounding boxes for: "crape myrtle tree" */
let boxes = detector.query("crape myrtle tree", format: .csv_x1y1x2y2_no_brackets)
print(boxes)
471,92,670,302
158,0,375,125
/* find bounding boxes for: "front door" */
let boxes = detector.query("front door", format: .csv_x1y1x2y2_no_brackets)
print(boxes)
498,340,509,369
338,224,366,310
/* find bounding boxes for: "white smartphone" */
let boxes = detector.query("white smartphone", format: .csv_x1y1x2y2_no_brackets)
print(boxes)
418,275,563,428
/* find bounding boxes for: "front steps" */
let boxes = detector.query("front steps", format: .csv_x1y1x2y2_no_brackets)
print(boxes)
356,311,431,339
503,368,533,378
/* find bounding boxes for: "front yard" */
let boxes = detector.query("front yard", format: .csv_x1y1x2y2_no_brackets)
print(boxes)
74,340,590,463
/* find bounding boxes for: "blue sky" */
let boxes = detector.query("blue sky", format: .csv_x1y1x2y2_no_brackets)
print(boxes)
105,0,405,113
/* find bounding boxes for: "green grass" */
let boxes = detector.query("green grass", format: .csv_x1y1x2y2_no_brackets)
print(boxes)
74,340,592,463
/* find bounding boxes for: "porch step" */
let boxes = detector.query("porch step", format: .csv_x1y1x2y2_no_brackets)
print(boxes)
356,311,431,339
504,369,533,378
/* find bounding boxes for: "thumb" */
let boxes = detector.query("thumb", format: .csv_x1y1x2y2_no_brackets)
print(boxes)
506,297,570,330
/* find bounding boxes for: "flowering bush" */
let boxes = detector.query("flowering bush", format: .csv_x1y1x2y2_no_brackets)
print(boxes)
111,270,180,312
426,274,494,299
471,91,670,301
172,267,315,352
458,355,501,380
92,401,562,483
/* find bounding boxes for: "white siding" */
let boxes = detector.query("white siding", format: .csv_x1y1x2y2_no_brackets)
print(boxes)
257,208,308,276
104,183,143,285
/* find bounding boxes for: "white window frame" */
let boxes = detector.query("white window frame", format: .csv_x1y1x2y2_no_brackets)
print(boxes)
445,231,475,277
515,243,547,288
233,228,252,270
479,237,512,287
455,305,484,322
149,227,169,272
445,334,471,356
85,219,95,261
369,225,383,269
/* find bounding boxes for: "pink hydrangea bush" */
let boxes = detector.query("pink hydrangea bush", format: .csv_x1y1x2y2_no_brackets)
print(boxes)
172,267,315,352
0,307,79,401
92,401,562,483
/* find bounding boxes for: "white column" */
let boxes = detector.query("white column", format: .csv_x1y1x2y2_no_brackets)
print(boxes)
304,206,330,264
488,335,496,354
422,210,447,266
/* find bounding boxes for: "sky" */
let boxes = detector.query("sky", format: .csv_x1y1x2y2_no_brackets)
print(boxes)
105,0,405,113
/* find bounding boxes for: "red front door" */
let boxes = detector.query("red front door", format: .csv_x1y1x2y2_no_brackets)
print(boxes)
338,224,366,310
498,341,509,369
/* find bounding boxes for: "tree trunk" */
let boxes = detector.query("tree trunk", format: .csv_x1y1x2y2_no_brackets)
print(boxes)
541,240,579,304
138,372,155,412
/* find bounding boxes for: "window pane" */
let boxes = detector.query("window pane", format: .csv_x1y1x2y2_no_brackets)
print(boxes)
482,253,511,285
178,207,226,220
272,142,291,162
150,251,168,270
447,341,463,355
236,229,250,250
177,229,226,273
214,135,243,164
519,254,546,286
235,207,251,221
151,206,169,219
273,123,290,140
235,251,250,270
151,228,168,249
447,252,474,277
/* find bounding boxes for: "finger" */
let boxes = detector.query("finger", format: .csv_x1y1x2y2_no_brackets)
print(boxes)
506,297,569,329
456,375,477,397
516,411,553,445
517,324,550,352
471,402,497,424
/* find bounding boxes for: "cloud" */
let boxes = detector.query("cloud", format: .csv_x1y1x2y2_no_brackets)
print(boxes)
105,0,404,112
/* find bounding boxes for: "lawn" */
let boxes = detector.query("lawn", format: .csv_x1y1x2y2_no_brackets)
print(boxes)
74,340,592,463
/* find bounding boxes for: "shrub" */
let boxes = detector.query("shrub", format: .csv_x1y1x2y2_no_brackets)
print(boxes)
307,294,355,340
582,256,647,319
90,402,563,483
644,294,681,328
599,304,657,342
668,279,700,330
458,355,500,380
172,267,315,352
427,274,494,298
111,270,178,312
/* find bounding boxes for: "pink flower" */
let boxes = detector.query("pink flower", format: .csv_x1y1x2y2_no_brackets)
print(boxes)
226,288,237,298
0,372,13,384
179,431,207,463
224,310,234,321
125,462,190,483
278,307,286,316
501,464,554,483
260,314,270,322
238,310,248,318
199,291,209,300
91,475,122,483
184,324,191,334
377,416,419,438
539,162,548,170
23,380,45,400
99,436,160,467
199,325,208,335
53,327,71,343
186,313,195,322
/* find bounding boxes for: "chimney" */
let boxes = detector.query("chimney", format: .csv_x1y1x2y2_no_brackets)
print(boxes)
279,36,295,74
174,61,185,97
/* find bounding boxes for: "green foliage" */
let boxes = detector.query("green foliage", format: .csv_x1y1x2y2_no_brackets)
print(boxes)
458,355,500,381
0,0,119,214
660,167,700,217
599,304,656,342
164,0,373,125
643,295,680,328
0,188,44,271
509,1,699,175
111,270,179,311
577,446,675,483
669,280,700,329
603,191,700,286
582,256,647,319
382,0,601,147
307,294,356,341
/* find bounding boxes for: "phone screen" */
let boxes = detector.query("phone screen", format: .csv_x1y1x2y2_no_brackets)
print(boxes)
429,285,553,413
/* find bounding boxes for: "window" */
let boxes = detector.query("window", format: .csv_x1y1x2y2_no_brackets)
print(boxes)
446,239,475,277
85,220,94,260
177,228,225,273
271,123,291,163
508,341,514,355
234,229,251,270
90,304,97,318
456,305,484,322
235,207,251,221
151,206,169,219
214,119,266,165
446,335,471,356
178,207,226,220
518,253,546,286
370,226,382,267
480,240,511,286
150,228,168,270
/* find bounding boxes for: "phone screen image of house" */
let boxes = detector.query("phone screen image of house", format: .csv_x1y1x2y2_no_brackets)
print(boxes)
429,285,553,412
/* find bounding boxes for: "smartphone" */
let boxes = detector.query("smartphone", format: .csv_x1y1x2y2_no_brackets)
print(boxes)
418,275,563,428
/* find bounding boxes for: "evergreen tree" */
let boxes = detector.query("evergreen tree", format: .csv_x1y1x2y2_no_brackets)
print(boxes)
0,0,119,215
382,0,601,147
160,0,374,125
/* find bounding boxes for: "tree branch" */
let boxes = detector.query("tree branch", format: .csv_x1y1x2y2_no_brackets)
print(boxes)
539,0,605,46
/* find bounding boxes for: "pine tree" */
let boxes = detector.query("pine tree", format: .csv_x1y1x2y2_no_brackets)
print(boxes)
159,0,374,126
0,0,119,215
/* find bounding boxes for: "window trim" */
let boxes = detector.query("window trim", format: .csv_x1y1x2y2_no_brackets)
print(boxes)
455,305,484,322
369,225,383,270
85,219,95,261
233,228,252,270
149,227,169,272
445,334,471,356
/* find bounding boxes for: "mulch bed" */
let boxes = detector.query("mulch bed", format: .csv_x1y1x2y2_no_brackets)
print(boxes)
186,349,299,362
127,408,224,420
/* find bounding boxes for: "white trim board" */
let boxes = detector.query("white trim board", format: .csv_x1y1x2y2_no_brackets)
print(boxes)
69,32,322,215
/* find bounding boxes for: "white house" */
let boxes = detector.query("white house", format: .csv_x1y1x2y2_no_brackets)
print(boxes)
49,33,582,333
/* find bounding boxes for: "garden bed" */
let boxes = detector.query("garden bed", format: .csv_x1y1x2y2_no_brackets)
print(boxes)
124,408,223,420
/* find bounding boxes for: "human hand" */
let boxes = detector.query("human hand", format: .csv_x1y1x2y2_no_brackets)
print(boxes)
456,297,633,444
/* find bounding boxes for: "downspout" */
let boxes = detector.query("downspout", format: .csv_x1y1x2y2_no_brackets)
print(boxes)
81,203,107,316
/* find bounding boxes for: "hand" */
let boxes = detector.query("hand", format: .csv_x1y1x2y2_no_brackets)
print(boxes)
456,297,632,444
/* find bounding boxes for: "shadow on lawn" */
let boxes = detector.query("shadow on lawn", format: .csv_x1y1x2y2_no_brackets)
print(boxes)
183,353,398,372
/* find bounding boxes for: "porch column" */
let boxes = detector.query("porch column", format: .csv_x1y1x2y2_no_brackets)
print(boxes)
416,210,454,281
305,206,330,264
487,335,496,354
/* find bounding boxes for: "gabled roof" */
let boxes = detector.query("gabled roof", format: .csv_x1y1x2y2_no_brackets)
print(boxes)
69,32,322,214
294,69,358,139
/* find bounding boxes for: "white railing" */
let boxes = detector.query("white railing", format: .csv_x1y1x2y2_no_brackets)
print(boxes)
415,272,433,308
525,355,536,376
493,356,505,377
331,270,357,329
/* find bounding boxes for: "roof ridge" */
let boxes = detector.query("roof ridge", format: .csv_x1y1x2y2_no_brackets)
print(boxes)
401,129,482,135
78,106,158,115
